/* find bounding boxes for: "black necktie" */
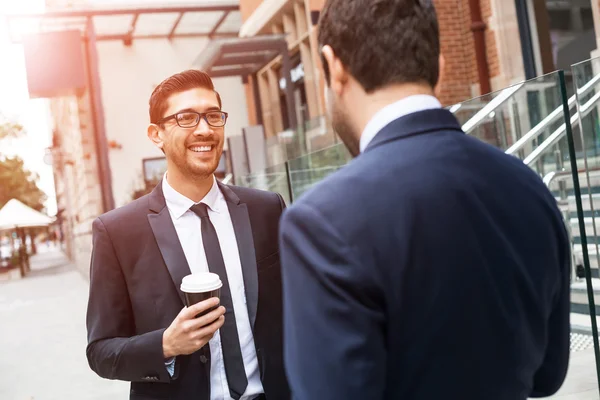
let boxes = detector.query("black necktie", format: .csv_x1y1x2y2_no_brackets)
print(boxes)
190,203,248,400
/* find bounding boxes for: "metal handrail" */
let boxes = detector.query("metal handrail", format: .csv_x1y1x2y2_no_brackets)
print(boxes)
506,95,576,156
458,73,600,139
523,113,578,165
221,173,233,185
543,171,560,187
543,167,600,188
461,83,524,133
505,72,600,157
524,88,600,166
577,71,600,98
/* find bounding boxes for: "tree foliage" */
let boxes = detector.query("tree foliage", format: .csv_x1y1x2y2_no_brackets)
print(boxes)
0,116,24,140
0,118,47,211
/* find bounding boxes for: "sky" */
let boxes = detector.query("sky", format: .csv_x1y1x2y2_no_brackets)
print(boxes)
0,0,56,216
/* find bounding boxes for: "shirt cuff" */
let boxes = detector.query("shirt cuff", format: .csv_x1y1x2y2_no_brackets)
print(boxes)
165,357,176,377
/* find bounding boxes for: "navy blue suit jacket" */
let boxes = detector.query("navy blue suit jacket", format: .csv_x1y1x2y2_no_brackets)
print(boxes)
279,109,570,400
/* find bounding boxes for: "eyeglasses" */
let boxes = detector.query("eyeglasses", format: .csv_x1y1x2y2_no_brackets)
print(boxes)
157,111,228,128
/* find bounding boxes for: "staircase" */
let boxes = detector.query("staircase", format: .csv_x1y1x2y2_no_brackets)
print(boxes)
550,167,600,331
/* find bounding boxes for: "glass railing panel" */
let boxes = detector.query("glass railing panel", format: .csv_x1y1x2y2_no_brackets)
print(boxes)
264,116,340,168
447,73,574,180
573,55,600,340
287,143,351,201
573,57,600,172
236,162,292,206
573,57,600,278
264,128,307,166
265,134,288,168
541,63,600,399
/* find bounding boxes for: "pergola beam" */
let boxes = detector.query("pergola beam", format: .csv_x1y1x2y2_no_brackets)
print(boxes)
8,5,239,19
128,13,139,34
7,4,240,44
97,32,238,42
168,12,184,40
209,11,230,39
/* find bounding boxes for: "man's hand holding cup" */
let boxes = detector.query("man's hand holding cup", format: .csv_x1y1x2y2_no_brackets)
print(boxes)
163,272,224,358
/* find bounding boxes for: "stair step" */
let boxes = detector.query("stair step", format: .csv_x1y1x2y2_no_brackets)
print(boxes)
571,302,600,317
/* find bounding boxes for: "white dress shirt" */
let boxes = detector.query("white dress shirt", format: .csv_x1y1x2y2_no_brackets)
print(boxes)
360,94,442,153
162,175,264,400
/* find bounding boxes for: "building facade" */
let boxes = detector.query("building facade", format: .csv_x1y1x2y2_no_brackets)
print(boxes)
38,0,248,273
49,94,103,266
26,0,600,272
236,0,600,154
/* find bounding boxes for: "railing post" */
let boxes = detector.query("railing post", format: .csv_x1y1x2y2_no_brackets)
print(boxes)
559,69,600,394
285,161,294,204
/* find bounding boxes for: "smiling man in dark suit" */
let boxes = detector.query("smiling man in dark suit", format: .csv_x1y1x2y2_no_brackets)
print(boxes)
279,0,571,399
86,70,289,400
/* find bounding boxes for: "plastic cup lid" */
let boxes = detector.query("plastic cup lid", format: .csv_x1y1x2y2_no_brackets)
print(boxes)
180,272,222,293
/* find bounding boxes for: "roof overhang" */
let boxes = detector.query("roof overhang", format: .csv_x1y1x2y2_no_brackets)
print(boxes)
193,34,298,129
5,3,242,44
193,34,288,77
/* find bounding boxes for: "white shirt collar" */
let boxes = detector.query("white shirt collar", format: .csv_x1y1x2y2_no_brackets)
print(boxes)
360,94,442,153
162,173,222,219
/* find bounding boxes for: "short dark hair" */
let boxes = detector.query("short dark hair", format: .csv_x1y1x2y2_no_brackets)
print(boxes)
318,0,440,92
149,69,222,124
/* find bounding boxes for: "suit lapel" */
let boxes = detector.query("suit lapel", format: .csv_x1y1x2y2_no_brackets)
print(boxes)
147,182,190,306
219,182,259,330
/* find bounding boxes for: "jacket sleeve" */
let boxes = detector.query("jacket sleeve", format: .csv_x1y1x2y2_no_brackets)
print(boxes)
530,224,571,397
86,217,171,383
279,202,386,399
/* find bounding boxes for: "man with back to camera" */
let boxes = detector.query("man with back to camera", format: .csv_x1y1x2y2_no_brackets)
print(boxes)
279,0,571,399
86,69,290,400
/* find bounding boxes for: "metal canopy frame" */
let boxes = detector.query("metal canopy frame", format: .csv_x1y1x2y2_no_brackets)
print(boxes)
193,35,298,129
6,3,241,44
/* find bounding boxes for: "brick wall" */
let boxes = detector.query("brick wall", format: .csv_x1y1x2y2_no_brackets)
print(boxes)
239,0,502,110
435,0,501,105
436,0,472,106
481,0,500,78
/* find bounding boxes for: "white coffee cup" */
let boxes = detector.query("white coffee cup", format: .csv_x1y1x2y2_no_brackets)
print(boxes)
180,272,223,316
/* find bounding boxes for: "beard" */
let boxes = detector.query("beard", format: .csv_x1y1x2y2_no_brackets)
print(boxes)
326,87,360,157
165,140,222,181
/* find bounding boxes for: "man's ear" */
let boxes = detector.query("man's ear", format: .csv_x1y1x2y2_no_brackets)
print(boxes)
321,45,349,97
434,53,446,98
147,124,164,150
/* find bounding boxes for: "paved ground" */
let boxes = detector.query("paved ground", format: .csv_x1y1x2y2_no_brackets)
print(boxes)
0,246,128,400
2,246,600,399
552,349,600,400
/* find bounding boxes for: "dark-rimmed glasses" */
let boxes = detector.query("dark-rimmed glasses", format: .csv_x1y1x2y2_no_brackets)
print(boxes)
157,111,228,128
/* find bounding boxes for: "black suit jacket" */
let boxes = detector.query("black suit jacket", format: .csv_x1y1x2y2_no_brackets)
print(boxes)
280,109,570,399
86,181,290,400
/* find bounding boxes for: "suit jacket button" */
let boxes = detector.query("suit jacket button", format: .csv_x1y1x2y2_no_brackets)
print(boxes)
199,355,208,364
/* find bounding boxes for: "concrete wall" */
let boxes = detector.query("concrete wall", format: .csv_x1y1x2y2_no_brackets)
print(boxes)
95,38,249,207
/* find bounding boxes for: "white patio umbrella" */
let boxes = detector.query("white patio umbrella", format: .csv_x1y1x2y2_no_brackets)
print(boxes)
0,199,54,231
